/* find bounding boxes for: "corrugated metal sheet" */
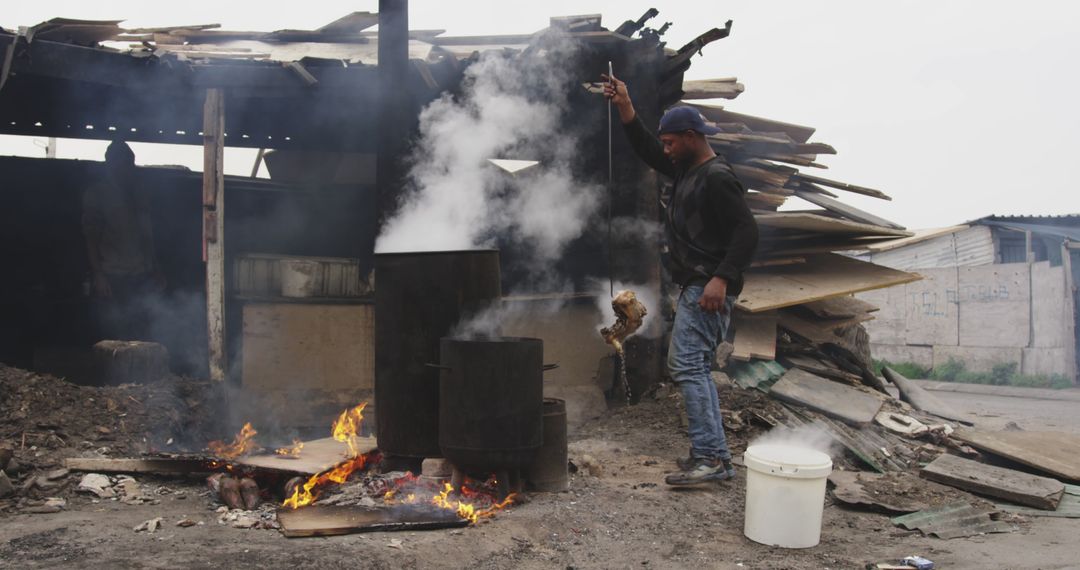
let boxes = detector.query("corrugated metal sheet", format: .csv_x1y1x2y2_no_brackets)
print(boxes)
891,502,1017,539
870,232,959,269
952,225,995,266
867,225,993,270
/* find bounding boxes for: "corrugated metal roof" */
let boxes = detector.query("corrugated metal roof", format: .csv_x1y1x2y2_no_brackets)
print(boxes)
891,502,1017,539
979,220,1080,242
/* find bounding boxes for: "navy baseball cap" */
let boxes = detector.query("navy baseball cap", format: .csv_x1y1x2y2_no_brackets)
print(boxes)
658,106,721,136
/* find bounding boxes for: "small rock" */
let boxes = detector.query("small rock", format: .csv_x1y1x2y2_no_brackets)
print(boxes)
45,468,70,481
578,455,603,477
118,478,144,503
44,497,66,509
387,538,404,549
215,506,229,514
176,519,197,528
0,447,12,471
78,473,115,498
421,458,453,478
96,426,112,435
231,514,259,529
359,497,377,507
134,517,163,533
0,470,14,498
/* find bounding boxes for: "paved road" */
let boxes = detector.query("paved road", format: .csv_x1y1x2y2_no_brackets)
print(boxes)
920,384,1080,434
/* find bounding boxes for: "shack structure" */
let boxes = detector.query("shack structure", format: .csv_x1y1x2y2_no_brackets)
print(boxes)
854,215,1079,381
2,8,920,429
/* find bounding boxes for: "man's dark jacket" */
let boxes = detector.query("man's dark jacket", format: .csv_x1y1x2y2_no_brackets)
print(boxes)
622,114,759,295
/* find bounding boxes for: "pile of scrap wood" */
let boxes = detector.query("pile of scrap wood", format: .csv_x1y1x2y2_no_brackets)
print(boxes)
727,355,1080,528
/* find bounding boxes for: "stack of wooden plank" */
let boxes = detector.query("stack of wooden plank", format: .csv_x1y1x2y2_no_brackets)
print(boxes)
684,100,912,258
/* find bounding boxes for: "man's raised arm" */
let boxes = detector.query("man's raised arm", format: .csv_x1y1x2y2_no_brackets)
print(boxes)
603,74,677,179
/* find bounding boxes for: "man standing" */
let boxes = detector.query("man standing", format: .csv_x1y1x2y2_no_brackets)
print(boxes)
604,74,758,485
83,140,165,340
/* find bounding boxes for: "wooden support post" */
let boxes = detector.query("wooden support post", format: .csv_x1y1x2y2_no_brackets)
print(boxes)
202,88,227,382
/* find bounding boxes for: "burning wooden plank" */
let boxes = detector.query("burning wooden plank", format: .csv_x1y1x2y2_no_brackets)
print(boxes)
277,505,468,538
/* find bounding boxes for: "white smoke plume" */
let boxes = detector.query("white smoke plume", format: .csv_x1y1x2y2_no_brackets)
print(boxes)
747,424,838,458
375,32,602,272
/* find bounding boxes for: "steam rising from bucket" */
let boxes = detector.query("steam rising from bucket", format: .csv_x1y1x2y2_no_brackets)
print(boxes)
748,423,837,457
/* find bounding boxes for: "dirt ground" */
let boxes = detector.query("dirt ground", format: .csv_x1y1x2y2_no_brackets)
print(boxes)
2,364,1080,569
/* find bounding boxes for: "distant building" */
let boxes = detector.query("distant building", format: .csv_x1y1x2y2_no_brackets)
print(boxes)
854,215,1079,382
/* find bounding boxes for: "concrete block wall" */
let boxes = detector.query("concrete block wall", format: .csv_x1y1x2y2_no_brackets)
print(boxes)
859,261,1077,381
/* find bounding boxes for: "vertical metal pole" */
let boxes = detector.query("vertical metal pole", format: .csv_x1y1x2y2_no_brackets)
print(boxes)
203,88,227,382
377,0,409,230
607,61,614,299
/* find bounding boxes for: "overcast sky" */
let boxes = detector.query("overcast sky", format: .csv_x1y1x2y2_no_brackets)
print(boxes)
3,1,1077,228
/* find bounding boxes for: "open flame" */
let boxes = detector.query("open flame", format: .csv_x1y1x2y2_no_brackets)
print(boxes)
274,438,305,458
283,402,372,509
382,473,515,524
207,422,260,459
279,401,516,523
332,403,367,458
283,451,378,509
431,482,515,524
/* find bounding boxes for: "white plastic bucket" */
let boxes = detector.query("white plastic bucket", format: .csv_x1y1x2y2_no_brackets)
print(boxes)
743,443,833,548
279,259,324,298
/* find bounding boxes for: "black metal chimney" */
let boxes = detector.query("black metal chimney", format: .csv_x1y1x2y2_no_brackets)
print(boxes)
376,0,409,228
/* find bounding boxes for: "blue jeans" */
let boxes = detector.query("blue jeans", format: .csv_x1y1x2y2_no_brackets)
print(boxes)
667,285,735,462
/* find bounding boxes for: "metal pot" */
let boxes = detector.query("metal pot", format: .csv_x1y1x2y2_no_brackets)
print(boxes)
374,250,501,458
437,336,544,472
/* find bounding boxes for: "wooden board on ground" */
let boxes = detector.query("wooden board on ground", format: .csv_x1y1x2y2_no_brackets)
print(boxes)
921,453,1065,510
997,484,1080,518
235,436,376,476
65,457,210,474
755,213,911,237
737,253,922,313
277,505,468,537
800,296,879,319
769,368,883,426
881,367,965,422
731,310,777,361
952,430,1080,482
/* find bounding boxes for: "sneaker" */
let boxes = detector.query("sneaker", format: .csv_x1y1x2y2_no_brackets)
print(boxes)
677,455,735,475
665,458,736,486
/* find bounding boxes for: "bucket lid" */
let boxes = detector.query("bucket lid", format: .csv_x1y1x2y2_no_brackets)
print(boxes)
743,444,832,479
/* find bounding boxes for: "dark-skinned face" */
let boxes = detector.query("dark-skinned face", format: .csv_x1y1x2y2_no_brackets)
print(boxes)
105,155,136,186
659,130,699,168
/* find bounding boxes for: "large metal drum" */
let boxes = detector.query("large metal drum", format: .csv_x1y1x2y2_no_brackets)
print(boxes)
438,336,544,471
374,250,501,458
524,398,569,492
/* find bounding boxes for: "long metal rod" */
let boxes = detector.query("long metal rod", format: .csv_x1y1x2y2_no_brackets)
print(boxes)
607,60,614,299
